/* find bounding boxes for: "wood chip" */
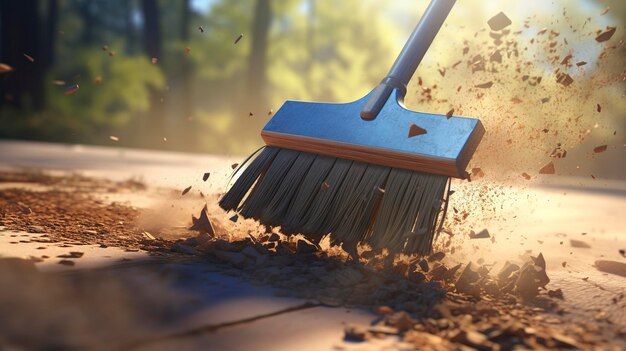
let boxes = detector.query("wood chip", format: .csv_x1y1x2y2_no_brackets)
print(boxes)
471,167,485,178
446,108,454,119
576,61,587,66
58,259,75,266
595,26,616,42
189,204,215,235
0,63,13,73
600,6,610,15
539,161,555,174
198,26,204,33
64,84,79,95
231,163,239,169
475,81,493,89
596,103,601,112
487,12,512,31
229,214,239,223
202,172,210,182
23,53,35,62
469,229,490,239
182,186,192,196
593,145,607,153
151,57,158,64
570,239,591,248
109,136,119,142
556,72,573,86
408,124,427,138
521,172,531,180
320,181,330,191
234,33,243,44
185,47,191,54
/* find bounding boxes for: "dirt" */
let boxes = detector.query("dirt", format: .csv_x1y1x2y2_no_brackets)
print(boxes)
1,170,624,350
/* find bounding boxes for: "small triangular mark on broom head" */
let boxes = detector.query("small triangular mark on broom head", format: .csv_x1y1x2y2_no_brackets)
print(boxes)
408,124,427,138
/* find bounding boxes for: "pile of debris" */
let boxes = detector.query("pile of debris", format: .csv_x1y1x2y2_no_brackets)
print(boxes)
170,228,618,349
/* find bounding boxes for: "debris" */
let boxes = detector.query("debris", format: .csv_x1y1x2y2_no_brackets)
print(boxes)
600,6,610,15
619,249,625,258
556,72,573,86
475,81,493,89
594,260,626,278
576,61,587,66
198,26,204,33
595,26,616,43
93,76,102,84
320,181,330,191
64,84,79,95
151,57,158,64
52,80,66,86
593,145,607,153
570,239,591,248
57,252,84,259
408,124,427,138
541,97,550,103
539,161,555,174
428,252,445,262
385,311,415,332
268,109,273,115
344,324,368,342
376,306,394,316
189,204,215,235
469,229,490,239
109,136,119,142
185,47,191,54
182,186,192,196
229,214,239,223
471,167,485,178
446,108,454,119
562,261,567,268
521,172,531,180
296,239,317,254
23,54,34,62
231,163,239,169
596,104,601,112
234,33,243,44
0,63,13,73
202,172,210,182
58,259,75,266
487,12,512,31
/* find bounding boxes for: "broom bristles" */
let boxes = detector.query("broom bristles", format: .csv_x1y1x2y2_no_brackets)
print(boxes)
219,146,450,255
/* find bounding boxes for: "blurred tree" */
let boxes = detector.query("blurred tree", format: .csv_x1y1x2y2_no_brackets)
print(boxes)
141,0,165,144
246,0,272,115
0,0,45,110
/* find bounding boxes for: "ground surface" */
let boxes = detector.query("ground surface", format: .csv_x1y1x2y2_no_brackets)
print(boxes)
0,140,624,350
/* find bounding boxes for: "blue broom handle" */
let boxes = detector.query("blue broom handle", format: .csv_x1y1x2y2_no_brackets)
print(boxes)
360,0,456,120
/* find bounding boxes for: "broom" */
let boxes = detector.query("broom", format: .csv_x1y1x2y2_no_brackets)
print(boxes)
220,0,484,257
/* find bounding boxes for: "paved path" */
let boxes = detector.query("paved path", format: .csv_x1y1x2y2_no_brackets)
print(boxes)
0,140,624,349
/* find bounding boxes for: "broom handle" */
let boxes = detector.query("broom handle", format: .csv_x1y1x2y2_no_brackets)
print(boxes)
360,0,456,120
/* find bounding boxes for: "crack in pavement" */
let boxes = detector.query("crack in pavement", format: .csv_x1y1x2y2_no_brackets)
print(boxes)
118,301,321,350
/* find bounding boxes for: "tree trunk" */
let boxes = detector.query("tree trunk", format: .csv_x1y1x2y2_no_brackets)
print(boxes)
246,0,272,114
141,0,162,59
0,0,45,110
140,0,164,145
44,0,58,69
179,0,196,150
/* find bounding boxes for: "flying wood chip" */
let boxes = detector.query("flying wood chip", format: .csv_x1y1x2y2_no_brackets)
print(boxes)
231,163,239,169
234,33,243,44
446,108,454,119
182,186,192,196
487,12,512,31
64,84,79,95
23,54,34,62
469,229,490,239
408,124,427,138
475,81,493,89
539,161,555,174
521,172,531,180
229,214,239,223
576,61,587,66
189,204,215,235
596,104,601,112
109,136,119,142
595,26,616,43
556,72,573,86
471,167,485,178
0,63,14,73
202,172,210,182
593,145,607,153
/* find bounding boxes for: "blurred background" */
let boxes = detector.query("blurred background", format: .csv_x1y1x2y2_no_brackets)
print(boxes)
0,0,624,178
